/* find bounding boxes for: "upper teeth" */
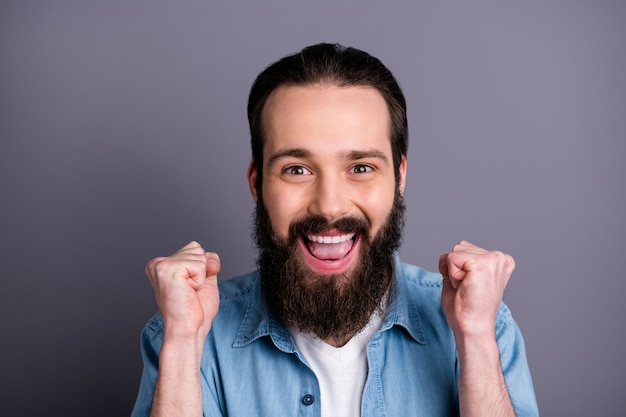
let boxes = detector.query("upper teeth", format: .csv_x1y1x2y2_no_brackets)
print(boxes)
307,233,355,244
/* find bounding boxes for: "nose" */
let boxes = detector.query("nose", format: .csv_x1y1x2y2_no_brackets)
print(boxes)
307,173,351,221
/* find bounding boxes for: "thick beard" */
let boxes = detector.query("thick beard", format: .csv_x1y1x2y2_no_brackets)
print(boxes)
253,191,405,343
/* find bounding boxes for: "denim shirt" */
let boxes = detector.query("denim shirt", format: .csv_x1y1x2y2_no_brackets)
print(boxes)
131,254,539,417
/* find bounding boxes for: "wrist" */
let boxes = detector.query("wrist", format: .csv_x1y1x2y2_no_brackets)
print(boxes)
454,332,503,389
160,331,207,366
162,315,210,341
448,314,497,343
454,329,498,356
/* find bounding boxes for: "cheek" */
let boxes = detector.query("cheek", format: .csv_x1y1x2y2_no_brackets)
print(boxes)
360,182,396,233
261,183,301,239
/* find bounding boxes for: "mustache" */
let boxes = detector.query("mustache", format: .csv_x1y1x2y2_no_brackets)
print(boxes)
289,215,371,241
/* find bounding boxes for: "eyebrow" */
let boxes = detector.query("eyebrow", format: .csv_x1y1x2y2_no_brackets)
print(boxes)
341,150,390,166
266,148,390,169
266,148,312,169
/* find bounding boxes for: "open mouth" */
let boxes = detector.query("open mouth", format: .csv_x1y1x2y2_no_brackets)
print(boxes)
303,232,358,261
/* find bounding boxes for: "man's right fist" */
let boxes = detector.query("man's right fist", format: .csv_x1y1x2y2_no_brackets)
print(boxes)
145,241,221,340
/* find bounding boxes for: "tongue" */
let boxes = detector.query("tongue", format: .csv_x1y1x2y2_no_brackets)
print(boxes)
307,240,353,260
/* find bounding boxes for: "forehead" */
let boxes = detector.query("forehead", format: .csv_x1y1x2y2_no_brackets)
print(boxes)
261,84,392,156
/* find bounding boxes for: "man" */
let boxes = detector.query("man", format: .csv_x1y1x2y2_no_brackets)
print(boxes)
131,43,538,417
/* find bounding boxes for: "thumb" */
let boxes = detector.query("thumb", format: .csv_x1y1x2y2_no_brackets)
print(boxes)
198,253,221,327
439,253,462,289
204,252,221,282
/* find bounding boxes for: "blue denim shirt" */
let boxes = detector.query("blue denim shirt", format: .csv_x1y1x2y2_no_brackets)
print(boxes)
132,254,539,416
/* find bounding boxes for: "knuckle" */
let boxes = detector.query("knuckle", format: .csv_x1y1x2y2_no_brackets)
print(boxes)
153,257,179,277
146,256,164,273
507,253,515,263
506,254,516,271
489,250,507,265
493,250,515,266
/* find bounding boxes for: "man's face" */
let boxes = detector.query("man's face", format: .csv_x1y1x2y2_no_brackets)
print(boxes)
250,85,406,271
248,84,407,342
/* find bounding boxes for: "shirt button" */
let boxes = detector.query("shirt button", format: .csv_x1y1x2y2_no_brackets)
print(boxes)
302,394,315,406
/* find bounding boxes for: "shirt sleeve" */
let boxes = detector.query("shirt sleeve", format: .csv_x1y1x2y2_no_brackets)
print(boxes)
130,317,163,417
495,304,540,417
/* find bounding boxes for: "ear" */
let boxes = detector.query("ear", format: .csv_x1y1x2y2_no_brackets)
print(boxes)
247,159,258,202
398,156,407,195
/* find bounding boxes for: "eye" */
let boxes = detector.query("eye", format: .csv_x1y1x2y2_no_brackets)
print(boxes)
351,164,374,174
283,165,312,176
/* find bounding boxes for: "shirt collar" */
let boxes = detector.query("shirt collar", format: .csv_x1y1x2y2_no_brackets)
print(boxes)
231,253,428,350
231,273,297,353
378,253,428,344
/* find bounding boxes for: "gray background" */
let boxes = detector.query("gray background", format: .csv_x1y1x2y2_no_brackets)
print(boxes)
1,1,624,416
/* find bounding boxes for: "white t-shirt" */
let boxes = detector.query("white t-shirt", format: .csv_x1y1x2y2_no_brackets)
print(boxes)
289,303,386,417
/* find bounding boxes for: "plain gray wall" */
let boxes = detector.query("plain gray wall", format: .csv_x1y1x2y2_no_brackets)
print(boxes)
1,1,624,416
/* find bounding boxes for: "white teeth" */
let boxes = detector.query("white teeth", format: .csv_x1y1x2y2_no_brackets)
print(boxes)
307,233,354,244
